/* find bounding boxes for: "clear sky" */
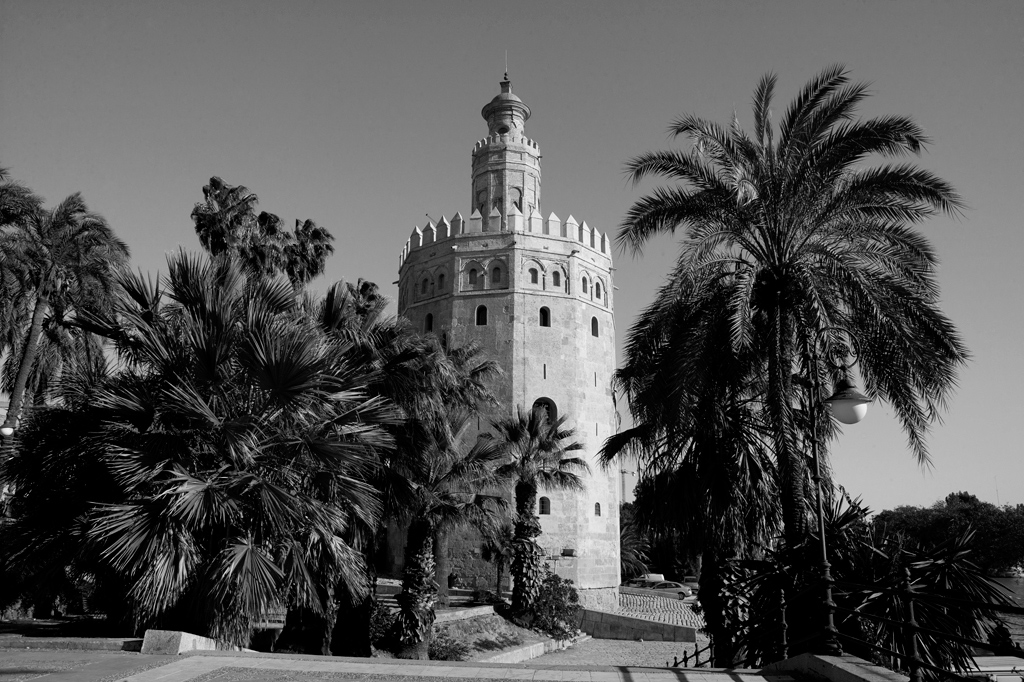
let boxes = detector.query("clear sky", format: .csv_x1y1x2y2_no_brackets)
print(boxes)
2,0,1021,513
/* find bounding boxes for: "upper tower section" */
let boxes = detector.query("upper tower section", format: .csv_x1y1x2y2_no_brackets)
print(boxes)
471,74,542,231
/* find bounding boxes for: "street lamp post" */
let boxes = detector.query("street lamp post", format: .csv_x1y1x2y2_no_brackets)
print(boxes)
810,374,871,657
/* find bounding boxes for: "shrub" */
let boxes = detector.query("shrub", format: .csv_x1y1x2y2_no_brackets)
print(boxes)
369,600,397,649
428,630,470,661
531,568,581,640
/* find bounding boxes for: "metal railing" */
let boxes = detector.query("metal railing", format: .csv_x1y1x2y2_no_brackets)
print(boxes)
670,639,713,668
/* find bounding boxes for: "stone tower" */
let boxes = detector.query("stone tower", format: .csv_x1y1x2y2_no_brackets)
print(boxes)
396,75,620,609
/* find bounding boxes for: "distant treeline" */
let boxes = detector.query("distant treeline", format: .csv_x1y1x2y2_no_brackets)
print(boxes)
875,491,1024,575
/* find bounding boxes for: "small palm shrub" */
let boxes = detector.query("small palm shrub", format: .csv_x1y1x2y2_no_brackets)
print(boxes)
369,601,396,650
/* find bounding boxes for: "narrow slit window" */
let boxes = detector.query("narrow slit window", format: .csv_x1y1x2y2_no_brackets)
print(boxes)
539,307,551,327
530,268,539,284
591,317,599,337
582,277,588,294
469,268,478,286
594,503,601,517
438,273,445,290
425,313,433,333
552,271,561,288
543,364,547,379
595,282,602,300
476,305,488,326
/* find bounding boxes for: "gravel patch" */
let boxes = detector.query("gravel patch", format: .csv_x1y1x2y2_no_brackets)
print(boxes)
525,637,706,668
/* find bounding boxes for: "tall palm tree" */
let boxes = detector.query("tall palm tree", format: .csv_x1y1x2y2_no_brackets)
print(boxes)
618,65,967,549
601,267,780,664
0,193,128,435
389,411,505,659
487,406,589,615
191,177,334,292
3,252,398,647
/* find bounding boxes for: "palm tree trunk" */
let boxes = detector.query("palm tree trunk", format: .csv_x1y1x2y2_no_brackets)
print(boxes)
394,517,436,660
768,304,804,549
511,481,542,615
434,528,450,607
2,292,48,433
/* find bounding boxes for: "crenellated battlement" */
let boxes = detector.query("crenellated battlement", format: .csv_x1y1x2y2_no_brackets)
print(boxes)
472,133,539,153
399,207,612,268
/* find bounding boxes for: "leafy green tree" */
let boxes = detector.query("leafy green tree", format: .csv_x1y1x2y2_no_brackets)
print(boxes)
876,492,1024,574
486,406,588,616
618,65,968,550
3,253,397,647
0,192,128,436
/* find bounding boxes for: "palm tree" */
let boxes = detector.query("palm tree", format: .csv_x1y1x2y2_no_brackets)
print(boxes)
3,252,397,647
480,520,515,600
618,65,967,549
389,412,505,659
1,192,128,436
191,177,334,292
487,406,589,615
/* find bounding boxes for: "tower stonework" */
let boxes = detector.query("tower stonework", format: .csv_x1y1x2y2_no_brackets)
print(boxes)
396,76,620,609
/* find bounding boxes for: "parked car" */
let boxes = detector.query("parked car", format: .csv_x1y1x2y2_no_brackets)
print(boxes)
624,579,692,599
622,573,665,588
681,575,700,595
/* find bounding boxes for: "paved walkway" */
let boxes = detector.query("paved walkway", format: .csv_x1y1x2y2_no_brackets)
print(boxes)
0,648,168,681
0,645,786,682
112,651,793,682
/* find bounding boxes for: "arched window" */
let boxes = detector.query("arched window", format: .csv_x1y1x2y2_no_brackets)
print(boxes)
552,271,561,288
476,305,488,326
595,282,602,300
424,313,433,333
438,273,445,291
594,503,601,517
539,497,551,515
539,307,551,327
591,317,599,337
529,268,539,284
469,269,478,286
492,267,501,284
421,278,429,294
582,277,588,294
533,397,557,423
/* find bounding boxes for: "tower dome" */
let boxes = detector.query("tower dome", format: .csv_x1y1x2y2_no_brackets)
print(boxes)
481,73,531,137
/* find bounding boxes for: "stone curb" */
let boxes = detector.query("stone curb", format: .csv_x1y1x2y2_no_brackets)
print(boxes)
0,635,143,651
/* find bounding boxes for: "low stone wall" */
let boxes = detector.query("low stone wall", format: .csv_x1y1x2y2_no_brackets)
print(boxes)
576,586,619,611
140,629,249,655
578,609,697,643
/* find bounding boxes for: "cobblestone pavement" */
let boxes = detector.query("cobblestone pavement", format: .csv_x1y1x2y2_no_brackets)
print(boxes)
614,593,706,629
525,637,705,668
